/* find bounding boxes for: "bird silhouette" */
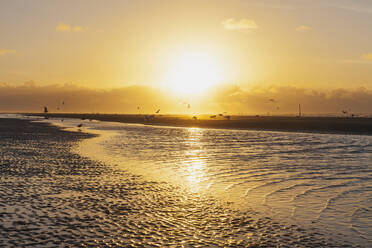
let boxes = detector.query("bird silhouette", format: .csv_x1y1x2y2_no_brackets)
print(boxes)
156,109,160,114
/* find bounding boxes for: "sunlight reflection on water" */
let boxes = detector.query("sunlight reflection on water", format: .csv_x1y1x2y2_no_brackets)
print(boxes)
40,117,372,247
183,128,207,191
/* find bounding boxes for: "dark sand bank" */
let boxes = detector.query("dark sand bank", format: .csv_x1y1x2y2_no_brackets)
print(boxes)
29,113,372,135
0,118,347,247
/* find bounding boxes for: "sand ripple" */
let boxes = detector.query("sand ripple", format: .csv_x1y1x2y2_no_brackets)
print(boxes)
0,119,349,247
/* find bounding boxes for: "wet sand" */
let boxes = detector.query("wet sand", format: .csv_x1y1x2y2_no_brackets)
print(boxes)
29,113,372,135
0,118,349,247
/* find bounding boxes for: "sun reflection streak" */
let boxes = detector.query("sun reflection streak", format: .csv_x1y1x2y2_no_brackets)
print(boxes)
182,128,208,192
186,160,205,184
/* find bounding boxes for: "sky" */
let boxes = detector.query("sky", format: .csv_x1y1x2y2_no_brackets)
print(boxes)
1,0,372,114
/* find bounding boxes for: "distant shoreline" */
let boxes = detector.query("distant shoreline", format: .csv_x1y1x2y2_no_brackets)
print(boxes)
26,113,372,135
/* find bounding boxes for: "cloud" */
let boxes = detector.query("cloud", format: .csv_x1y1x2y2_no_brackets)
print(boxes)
56,23,70,32
253,3,296,10
362,53,372,61
206,85,372,115
0,49,16,56
334,4,372,14
222,18,258,31
296,25,312,31
56,23,82,32
0,83,177,113
72,26,82,32
1,82,372,115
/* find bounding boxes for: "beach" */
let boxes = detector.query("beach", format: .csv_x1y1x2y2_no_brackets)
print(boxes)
0,118,345,247
29,113,372,135
2,0,372,246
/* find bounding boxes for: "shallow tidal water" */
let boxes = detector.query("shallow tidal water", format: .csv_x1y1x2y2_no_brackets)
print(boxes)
1,114,371,247
36,116,372,247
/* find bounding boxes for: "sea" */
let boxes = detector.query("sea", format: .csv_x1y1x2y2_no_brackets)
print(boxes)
11,115,372,246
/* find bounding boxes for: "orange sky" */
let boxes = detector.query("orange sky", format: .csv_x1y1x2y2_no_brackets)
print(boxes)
1,0,372,113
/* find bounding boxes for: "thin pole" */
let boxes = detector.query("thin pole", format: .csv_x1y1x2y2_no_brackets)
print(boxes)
299,104,302,117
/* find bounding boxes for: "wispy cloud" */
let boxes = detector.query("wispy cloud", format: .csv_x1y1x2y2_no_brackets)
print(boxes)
296,25,312,31
0,49,16,56
325,0,372,14
72,26,82,32
56,23,83,32
362,53,372,61
336,4,372,14
222,18,258,31
320,57,372,65
252,3,297,10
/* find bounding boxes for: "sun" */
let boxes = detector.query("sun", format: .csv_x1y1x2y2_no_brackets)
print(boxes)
166,51,225,95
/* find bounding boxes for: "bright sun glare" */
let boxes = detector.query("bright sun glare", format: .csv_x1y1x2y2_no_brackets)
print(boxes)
166,51,224,95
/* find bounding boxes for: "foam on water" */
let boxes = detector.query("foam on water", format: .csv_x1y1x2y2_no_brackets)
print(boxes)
30,115,372,246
